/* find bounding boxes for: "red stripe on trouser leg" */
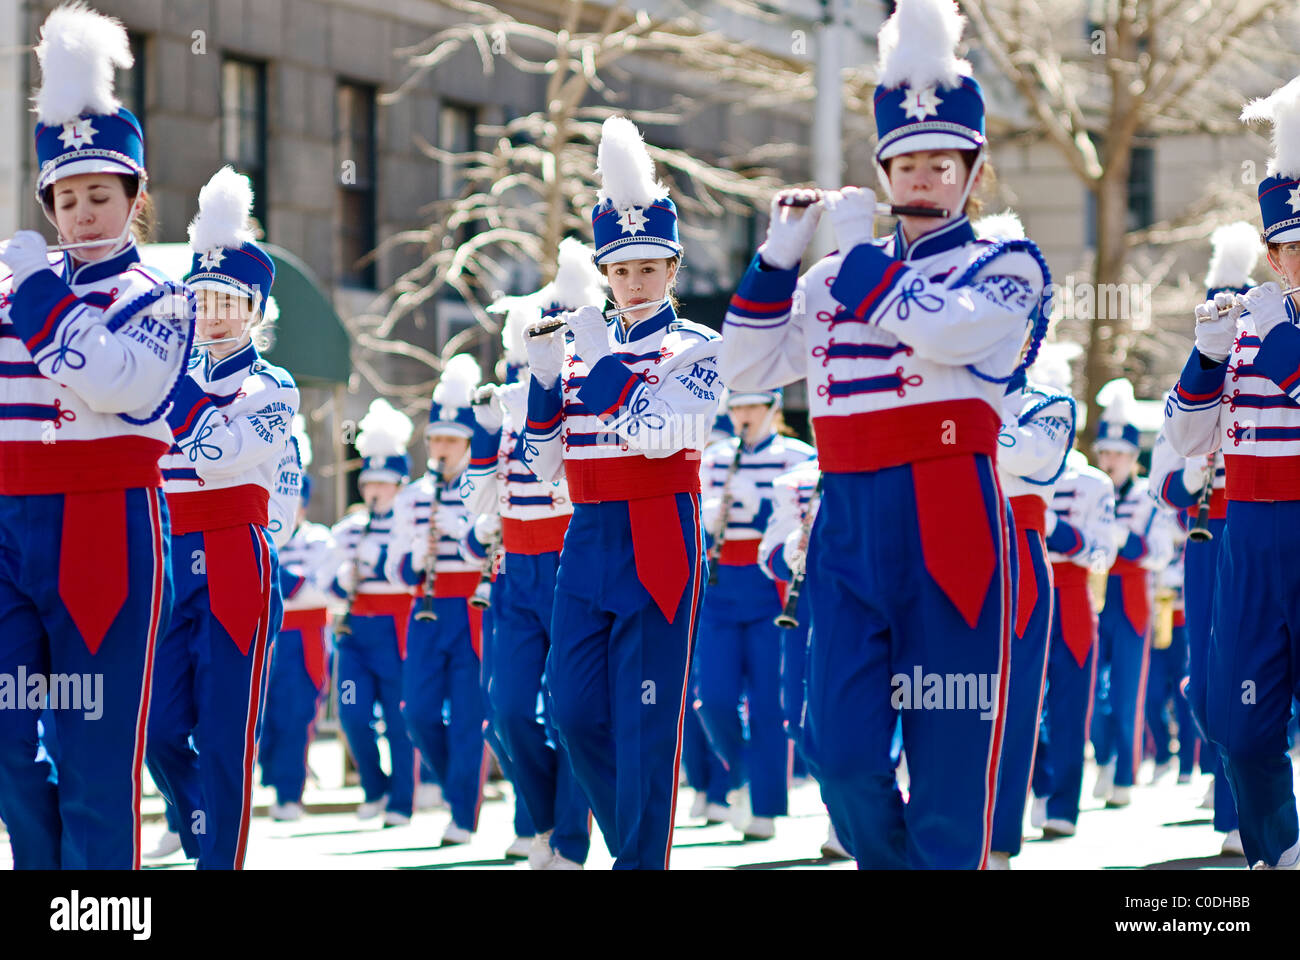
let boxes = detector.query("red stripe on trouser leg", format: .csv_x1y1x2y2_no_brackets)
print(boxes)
980,465,1012,868
60,490,129,654
913,457,995,629
235,529,272,869
130,489,166,869
628,494,689,624
665,490,702,870
1014,526,1037,639
205,526,264,655
1130,630,1153,786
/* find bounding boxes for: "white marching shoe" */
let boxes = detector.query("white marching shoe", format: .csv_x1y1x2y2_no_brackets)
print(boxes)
1041,818,1077,838
1092,760,1116,800
382,810,411,827
357,796,388,821
742,816,776,841
704,802,730,825
1198,780,1215,810
821,823,851,860
689,790,709,820
415,783,444,811
1221,830,1244,856
986,851,1011,870
539,851,584,870
1029,796,1047,829
270,801,304,822
527,831,554,869
1149,760,1174,784
145,830,183,859
505,835,534,860
1106,785,1133,808
726,786,753,832
441,823,472,846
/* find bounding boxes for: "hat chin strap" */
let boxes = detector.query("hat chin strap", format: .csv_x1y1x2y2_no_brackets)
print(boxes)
874,146,985,230
46,190,143,263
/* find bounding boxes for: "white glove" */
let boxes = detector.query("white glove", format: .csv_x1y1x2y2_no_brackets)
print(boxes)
472,384,504,433
1242,282,1290,339
525,319,565,390
566,305,611,366
821,187,877,252
474,513,501,545
433,506,467,538
758,190,823,271
356,538,381,577
1044,509,1058,538
335,563,358,594
782,527,806,575
725,477,762,515
408,535,429,573
0,231,54,288
1180,456,1211,494
1193,293,1239,361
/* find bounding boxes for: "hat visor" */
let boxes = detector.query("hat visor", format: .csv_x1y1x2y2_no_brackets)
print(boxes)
187,276,256,299
38,156,140,192
727,392,778,408
1265,224,1300,244
877,131,983,163
595,241,682,266
425,424,473,439
1092,438,1139,454
358,469,404,486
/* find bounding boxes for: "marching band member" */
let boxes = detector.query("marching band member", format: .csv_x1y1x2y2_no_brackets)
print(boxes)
521,116,722,869
387,355,490,845
1087,380,1175,810
694,389,814,839
977,226,1076,867
721,0,1052,867
147,166,297,869
259,418,336,821
466,241,602,869
325,400,417,827
1165,74,1300,868
0,4,194,869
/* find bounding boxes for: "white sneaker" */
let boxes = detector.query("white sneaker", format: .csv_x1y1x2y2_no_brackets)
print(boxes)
689,790,709,820
1198,780,1215,810
742,816,776,840
1092,760,1116,800
1221,830,1244,856
145,830,183,859
270,802,304,822
1107,785,1133,808
540,851,584,870
441,823,472,846
1177,772,1192,785
704,802,730,825
820,823,851,860
382,810,411,827
725,786,752,831
505,835,534,860
986,851,1011,870
1149,760,1173,784
1030,796,1048,829
357,796,387,820
415,783,444,811
1041,818,1076,838
527,830,553,869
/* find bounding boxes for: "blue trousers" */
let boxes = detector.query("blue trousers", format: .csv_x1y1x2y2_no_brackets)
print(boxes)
479,579,536,839
1032,586,1097,826
492,552,589,862
1205,502,1300,866
0,488,171,869
992,527,1051,856
146,525,279,869
780,612,811,777
682,688,728,803
259,623,326,805
1090,577,1151,789
696,563,788,818
1145,624,1200,771
402,596,486,831
1184,518,1238,833
803,460,1011,869
336,612,415,817
548,494,704,870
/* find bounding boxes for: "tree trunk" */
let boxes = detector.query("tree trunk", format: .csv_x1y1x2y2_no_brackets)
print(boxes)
1082,160,1131,448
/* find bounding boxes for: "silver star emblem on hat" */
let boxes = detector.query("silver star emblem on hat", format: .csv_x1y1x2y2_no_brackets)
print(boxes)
58,119,97,150
902,87,942,121
618,206,648,235
1288,186,1300,214
199,248,226,269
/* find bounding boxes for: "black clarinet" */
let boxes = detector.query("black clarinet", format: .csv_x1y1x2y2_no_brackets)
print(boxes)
774,475,823,630
414,460,447,622
1187,467,1215,544
335,510,376,637
705,426,748,587
468,531,500,610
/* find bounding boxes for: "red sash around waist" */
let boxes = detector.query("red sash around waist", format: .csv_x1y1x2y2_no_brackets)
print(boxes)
1051,561,1097,667
1224,454,1300,503
349,591,415,659
0,436,167,495
167,484,269,535
813,399,1000,473
413,570,481,599
502,515,570,555
720,538,760,566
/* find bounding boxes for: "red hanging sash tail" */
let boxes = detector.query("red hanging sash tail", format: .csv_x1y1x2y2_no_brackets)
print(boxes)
283,608,329,689
1051,562,1097,667
1009,496,1047,640
59,489,130,654
912,456,996,629
204,525,268,656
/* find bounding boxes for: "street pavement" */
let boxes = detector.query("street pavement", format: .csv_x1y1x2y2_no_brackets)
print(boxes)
1,733,1276,870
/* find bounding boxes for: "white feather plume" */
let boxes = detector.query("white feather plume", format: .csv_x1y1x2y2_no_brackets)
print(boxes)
550,238,606,310
33,3,133,126
1241,75,1300,179
877,0,971,92
292,414,313,469
356,398,413,459
596,116,666,209
1205,221,1263,289
487,293,543,367
973,209,1025,241
188,166,256,254
1096,377,1137,424
432,354,482,409
1027,340,1082,393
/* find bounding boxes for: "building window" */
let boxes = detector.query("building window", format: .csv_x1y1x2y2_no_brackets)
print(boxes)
117,33,147,133
1084,137,1155,246
336,81,377,289
221,58,268,229
439,101,478,200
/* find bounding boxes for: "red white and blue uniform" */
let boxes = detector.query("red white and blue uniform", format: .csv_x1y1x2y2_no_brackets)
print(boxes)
388,465,489,834
695,428,813,822
990,370,1073,856
464,378,590,862
147,340,296,868
1031,451,1116,827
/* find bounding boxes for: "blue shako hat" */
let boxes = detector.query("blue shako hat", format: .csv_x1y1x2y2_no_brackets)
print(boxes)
1205,221,1262,300
427,354,481,439
1094,378,1141,455
872,0,985,165
591,117,682,265
355,398,413,486
1243,77,1300,244
185,167,275,311
31,5,146,198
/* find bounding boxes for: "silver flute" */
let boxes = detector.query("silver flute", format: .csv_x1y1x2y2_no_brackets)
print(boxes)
527,297,670,339
1208,285,1300,316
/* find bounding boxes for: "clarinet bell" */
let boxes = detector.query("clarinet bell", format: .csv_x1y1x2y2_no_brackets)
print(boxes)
773,612,799,629
334,615,353,637
468,582,493,610
414,596,437,622
1187,527,1214,543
